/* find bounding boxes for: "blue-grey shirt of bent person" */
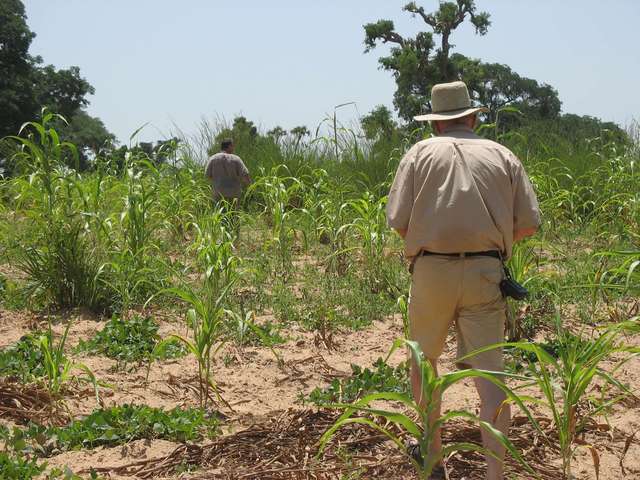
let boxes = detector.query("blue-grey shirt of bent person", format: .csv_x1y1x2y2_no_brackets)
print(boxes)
205,152,250,199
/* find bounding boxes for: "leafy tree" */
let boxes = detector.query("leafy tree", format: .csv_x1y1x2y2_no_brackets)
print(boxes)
212,116,260,156
137,142,155,158
290,126,310,141
0,0,38,138
403,1,490,79
360,105,405,167
363,2,562,126
290,126,311,149
364,1,490,121
34,65,94,119
55,110,115,170
231,116,258,138
0,0,104,150
105,137,182,174
267,126,287,144
452,55,561,122
361,105,398,141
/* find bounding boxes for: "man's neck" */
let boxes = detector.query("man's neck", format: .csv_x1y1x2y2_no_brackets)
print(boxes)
436,124,475,136
442,124,473,133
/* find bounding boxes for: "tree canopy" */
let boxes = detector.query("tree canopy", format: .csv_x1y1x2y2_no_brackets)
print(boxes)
451,55,561,122
54,110,116,170
364,1,491,121
0,0,113,170
363,1,561,123
361,105,398,141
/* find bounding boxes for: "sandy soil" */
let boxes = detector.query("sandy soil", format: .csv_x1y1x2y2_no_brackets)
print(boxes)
0,305,638,479
0,308,41,348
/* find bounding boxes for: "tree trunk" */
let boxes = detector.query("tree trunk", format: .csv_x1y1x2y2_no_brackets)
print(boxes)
441,31,451,80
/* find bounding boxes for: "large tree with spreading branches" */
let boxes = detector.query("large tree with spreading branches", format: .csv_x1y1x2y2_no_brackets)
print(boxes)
0,0,113,172
363,1,560,123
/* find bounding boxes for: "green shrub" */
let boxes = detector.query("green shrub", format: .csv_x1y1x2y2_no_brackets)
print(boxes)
0,322,98,399
0,275,29,310
24,405,219,456
0,428,45,480
304,358,409,405
0,451,44,479
77,315,186,365
0,333,47,381
13,219,112,314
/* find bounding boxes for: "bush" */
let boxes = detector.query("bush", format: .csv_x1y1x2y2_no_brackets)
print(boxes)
22,405,219,456
77,315,186,365
0,451,44,479
0,333,47,381
13,219,112,314
304,358,409,405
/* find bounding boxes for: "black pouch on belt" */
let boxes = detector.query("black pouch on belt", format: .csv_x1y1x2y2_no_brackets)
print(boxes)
409,255,417,275
500,265,528,301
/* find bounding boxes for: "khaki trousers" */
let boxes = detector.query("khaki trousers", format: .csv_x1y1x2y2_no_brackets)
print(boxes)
409,255,506,371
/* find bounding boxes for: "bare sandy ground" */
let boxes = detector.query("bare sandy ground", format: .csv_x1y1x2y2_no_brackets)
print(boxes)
0,306,638,479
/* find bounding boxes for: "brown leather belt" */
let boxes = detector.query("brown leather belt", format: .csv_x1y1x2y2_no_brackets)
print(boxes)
420,250,501,259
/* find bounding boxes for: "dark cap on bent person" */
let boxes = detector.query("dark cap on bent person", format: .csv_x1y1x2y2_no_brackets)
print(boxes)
414,81,488,122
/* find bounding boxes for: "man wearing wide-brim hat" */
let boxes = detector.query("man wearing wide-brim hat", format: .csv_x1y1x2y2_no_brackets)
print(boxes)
387,81,541,480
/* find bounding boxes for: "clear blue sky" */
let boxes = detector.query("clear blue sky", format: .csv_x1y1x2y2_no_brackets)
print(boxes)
24,0,640,143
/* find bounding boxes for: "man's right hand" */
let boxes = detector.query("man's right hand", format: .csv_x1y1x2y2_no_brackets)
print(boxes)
514,227,537,243
395,228,408,239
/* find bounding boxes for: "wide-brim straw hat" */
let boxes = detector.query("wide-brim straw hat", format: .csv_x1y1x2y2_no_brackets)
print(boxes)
414,81,488,122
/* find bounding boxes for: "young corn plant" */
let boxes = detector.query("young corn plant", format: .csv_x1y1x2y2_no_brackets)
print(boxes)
190,212,239,293
108,157,165,310
463,317,639,479
6,116,113,313
298,168,351,259
319,338,535,480
397,295,410,340
506,242,540,341
156,159,210,242
314,198,353,275
155,285,232,410
224,308,284,367
249,168,304,274
5,111,78,216
346,192,393,292
39,319,100,401
154,221,239,409
594,250,640,295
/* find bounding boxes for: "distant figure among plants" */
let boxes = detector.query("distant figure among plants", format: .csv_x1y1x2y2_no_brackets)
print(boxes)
205,139,251,201
387,81,541,480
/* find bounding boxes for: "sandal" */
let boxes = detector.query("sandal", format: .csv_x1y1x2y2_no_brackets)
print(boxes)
406,441,424,467
429,465,449,480
406,443,449,479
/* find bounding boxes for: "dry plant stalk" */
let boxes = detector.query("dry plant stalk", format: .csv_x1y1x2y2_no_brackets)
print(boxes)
0,378,68,426
88,410,568,480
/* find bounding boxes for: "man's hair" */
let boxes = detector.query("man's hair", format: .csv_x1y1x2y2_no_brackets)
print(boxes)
221,139,234,151
430,113,476,131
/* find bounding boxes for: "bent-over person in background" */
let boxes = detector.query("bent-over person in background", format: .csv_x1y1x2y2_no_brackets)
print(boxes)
205,139,251,234
387,81,541,480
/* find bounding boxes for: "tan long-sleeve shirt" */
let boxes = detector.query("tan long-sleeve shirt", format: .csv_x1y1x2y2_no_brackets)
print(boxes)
387,125,541,259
